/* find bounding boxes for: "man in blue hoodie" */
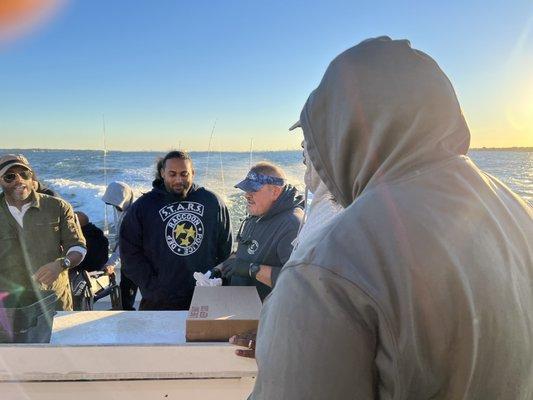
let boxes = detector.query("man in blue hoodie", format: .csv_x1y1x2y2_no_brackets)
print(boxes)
120,151,232,310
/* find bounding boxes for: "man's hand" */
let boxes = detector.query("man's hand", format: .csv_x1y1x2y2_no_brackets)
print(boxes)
103,265,115,275
33,260,63,286
229,332,256,358
215,253,235,276
221,257,251,278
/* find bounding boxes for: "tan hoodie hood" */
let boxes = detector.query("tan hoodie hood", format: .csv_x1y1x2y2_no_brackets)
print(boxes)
252,37,533,400
300,36,470,207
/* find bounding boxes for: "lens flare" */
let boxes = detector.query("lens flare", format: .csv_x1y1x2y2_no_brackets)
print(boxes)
0,287,22,340
502,14,533,144
505,80,533,134
0,0,66,45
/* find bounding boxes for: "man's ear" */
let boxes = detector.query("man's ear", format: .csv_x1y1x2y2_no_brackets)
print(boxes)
272,185,283,199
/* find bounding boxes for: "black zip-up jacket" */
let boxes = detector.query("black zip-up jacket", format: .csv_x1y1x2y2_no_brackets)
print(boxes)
120,182,232,310
231,185,304,300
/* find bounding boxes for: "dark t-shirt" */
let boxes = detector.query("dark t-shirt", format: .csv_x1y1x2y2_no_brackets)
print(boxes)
75,223,109,272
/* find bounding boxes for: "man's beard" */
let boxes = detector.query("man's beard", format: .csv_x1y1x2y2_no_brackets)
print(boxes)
11,184,31,202
303,142,322,193
168,185,190,199
174,190,188,200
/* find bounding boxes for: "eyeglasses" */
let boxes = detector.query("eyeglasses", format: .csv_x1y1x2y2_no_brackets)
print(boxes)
2,170,32,183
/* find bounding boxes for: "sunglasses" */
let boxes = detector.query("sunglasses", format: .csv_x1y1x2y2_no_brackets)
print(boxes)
2,170,32,183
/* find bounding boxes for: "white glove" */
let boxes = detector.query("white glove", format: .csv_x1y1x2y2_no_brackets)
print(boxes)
193,271,222,287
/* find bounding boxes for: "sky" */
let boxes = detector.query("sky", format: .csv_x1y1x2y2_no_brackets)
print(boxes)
0,0,531,151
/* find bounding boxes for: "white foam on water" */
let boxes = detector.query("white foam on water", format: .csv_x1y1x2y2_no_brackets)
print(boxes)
48,178,106,193
46,178,108,225
45,177,170,227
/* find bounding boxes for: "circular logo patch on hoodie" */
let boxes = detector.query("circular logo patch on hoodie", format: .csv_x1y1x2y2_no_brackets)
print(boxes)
247,240,259,255
165,212,204,256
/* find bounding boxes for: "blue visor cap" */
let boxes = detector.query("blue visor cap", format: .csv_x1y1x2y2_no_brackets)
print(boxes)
235,172,285,192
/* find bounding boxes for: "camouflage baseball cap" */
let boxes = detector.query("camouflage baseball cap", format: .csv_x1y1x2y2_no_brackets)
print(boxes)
0,154,32,177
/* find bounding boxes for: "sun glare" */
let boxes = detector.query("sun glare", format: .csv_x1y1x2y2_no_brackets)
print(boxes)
500,71,533,147
0,0,65,45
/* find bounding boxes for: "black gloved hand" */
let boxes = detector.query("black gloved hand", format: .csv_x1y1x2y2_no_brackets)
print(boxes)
221,257,251,278
208,268,222,279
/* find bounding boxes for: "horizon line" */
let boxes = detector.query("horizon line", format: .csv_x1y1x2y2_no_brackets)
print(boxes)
0,146,303,153
1,146,532,153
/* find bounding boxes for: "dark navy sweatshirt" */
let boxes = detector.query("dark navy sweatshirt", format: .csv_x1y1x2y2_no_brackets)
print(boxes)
120,182,232,309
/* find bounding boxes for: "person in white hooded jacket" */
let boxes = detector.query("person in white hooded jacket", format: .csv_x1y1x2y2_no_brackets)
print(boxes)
291,140,343,251
249,37,533,399
230,141,343,358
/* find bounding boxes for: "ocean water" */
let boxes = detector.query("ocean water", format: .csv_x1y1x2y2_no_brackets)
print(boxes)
1,149,306,232
1,149,531,232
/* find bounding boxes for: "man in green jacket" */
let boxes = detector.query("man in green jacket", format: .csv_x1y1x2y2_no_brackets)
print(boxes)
0,154,86,311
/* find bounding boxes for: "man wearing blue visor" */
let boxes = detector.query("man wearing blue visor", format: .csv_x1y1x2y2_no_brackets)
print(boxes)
219,162,304,300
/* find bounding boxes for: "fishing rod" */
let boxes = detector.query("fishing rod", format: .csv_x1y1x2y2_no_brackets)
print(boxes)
102,115,109,236
218,138,226,198
249,138,254,169
204,119,217,179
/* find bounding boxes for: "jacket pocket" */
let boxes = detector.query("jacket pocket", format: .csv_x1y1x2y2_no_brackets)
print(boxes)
32,221,62,257
0,230,19,258
0,232,17,240
34,221,61,237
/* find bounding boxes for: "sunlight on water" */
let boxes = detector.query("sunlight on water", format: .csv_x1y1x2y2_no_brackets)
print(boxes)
470,150,532,205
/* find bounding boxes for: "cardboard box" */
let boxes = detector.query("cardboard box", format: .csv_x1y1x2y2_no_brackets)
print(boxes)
186,286,262,342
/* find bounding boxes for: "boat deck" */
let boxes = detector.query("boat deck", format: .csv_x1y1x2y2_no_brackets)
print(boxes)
0,311,257,400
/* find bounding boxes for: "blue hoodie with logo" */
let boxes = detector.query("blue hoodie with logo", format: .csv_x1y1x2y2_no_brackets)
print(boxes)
120,181,232,310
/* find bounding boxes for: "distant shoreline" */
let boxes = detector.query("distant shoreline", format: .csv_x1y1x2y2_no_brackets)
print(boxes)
1,147,531,153
470,147,532,152
0,148,301,154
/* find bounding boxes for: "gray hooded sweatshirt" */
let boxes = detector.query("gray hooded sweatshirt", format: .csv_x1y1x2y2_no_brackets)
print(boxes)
232,185,304,300
102,181,134,267
251,37,533,400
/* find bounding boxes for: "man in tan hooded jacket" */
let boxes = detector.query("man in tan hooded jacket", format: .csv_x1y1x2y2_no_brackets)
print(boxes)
250,37,533,399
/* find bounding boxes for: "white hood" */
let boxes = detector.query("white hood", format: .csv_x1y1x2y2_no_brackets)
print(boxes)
102,181,134,211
